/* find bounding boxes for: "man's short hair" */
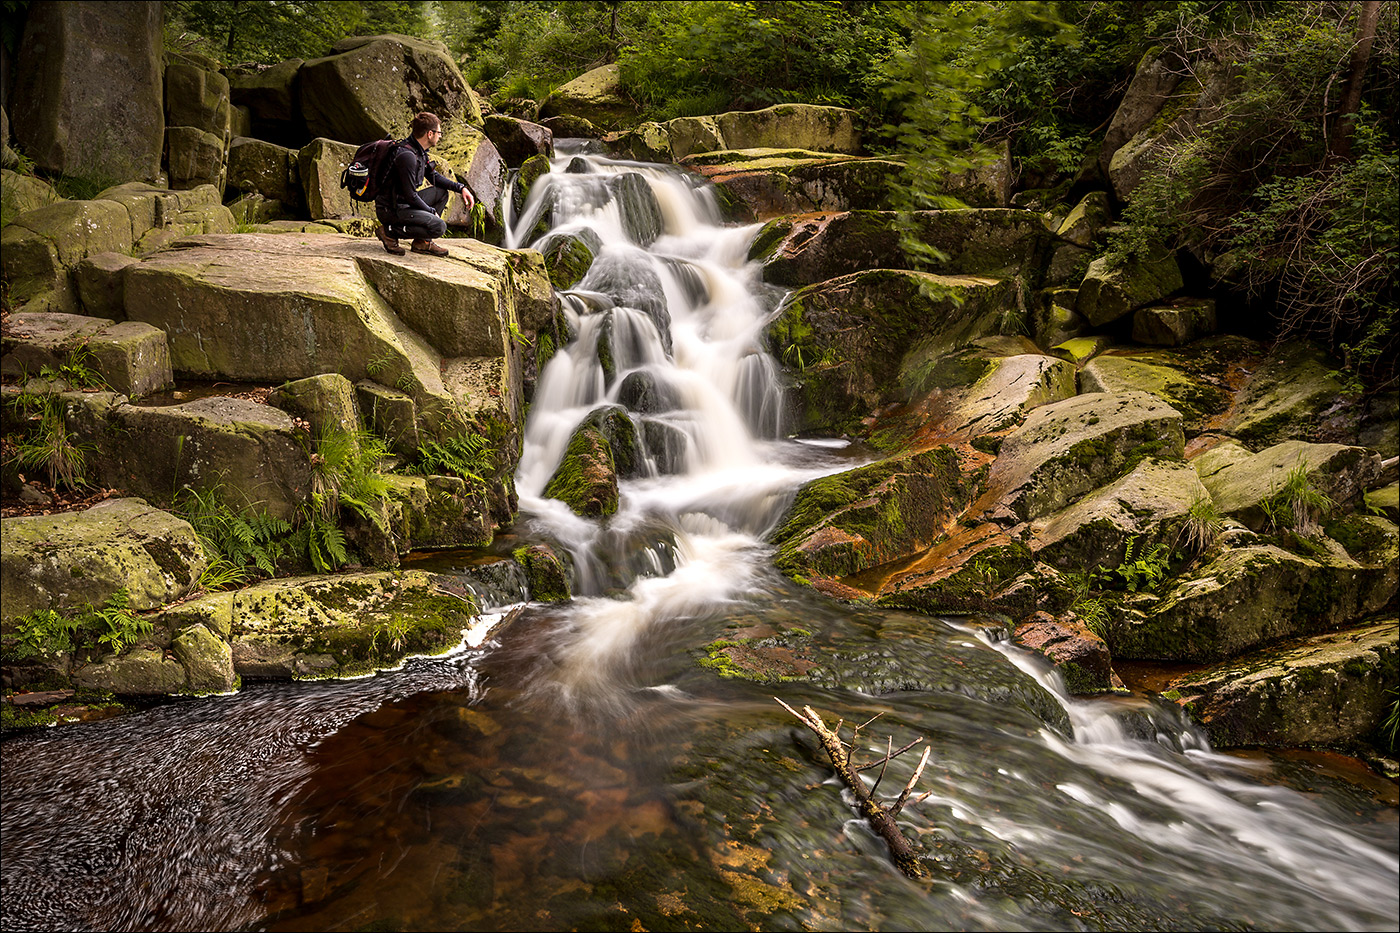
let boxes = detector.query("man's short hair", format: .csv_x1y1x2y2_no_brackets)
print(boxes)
410,112,441,138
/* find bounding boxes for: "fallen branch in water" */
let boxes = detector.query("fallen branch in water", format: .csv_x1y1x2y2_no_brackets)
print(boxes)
776,698,931,880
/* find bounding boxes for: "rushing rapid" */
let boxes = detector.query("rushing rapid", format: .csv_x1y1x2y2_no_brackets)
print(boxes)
2,145,1395,933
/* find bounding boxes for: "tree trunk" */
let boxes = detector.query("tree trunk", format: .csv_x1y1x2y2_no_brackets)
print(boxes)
1328,0,1381,162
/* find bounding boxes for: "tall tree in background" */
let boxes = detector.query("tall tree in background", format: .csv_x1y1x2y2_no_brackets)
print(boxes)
165,0,430,65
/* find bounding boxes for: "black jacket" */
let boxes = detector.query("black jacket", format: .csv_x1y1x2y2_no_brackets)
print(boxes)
376,137,463,214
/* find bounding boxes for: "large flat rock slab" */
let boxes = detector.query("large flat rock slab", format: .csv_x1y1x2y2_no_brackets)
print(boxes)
0,497,206,621
1194,439,1383,530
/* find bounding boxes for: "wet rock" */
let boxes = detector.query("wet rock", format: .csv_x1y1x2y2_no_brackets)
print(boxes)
0,497,206,621
73,646,187,695
543,423,619,518
770,447,973,581
689,152,903,219
876,523,1035,615
1166,620,1398,749
1014,611,1123,694
513,543,572,602
1118,537,1394,662
535,230,598,289
975,390,1185,523
483,114,553,167
226,571,476,680
172,622,236,693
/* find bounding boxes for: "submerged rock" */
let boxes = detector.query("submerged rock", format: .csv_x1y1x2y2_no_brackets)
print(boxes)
1014,611,1123,695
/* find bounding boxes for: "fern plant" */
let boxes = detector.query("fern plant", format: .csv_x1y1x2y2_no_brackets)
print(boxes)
89,589,153,653
410,432,494,488
1111,536,1172,593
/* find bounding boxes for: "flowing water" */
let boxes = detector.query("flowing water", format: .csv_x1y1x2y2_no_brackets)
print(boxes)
3,146,1396,932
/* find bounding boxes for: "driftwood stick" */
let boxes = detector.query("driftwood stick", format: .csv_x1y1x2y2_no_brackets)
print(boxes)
869,736,894,797
776,698,930,880
889,746,932,818
854,738,923,772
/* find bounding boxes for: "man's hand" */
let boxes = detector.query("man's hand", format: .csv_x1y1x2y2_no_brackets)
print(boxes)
461,188,476,212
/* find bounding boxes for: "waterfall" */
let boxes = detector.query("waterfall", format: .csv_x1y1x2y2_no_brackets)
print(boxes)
504,143,850,707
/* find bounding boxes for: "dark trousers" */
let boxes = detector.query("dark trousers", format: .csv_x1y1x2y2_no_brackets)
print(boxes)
379,186,450,240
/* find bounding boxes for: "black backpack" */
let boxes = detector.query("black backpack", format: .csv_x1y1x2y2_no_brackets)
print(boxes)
340,137,403,203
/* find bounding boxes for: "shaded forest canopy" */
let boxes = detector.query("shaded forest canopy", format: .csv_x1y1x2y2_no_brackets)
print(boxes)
6,0,1393,387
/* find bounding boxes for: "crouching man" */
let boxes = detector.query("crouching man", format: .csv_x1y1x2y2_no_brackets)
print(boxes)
375,111,475,257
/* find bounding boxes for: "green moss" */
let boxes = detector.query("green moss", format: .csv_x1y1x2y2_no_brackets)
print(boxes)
512,544,571,602
1,704,59,730
542,424,618,517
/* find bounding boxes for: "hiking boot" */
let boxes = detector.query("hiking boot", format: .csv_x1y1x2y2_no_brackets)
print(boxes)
376,225,405,256
411,239,449,257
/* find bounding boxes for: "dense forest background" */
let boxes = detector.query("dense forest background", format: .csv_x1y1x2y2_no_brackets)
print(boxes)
5,0,1394,387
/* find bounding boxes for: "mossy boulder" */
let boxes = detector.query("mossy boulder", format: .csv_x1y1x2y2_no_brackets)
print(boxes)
543,423,619,518
71,394,314,521
941,352,1079,439
513,543,572,602
1080,351,1231,435
85,320,174,398
227,137,303,207
1075,251,1183,327
10,0,165,183
0,311,115,378
750,209,1053,287
975,391,1186,523
1218,341,1353,448
1054,191,1111,249
77,251,142,320
73,646,188,696
1193,439,1384,531
0,498,206,622
767,269,1017,434
1030,458,1210,572
714,104,861,154
433,125,508,229
171,622,236,693
535,229,599,289
297,137,376,222
1118,538,1394,662
166,125,227,193
692,153,903,220
1030,289,1086,348
875,523,1034,615
770,447,972,582
1132,299,1216,346
482,114,553,167
1098,51,1185,179
298,35,478,144
223,571,476,679
1166,621,1398,749
165,61,231,138
536,63,639,131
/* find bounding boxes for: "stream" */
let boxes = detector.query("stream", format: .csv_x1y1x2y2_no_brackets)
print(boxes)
2,146,1396,932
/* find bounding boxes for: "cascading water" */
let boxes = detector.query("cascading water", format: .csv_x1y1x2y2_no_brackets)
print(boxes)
1,146,1395,933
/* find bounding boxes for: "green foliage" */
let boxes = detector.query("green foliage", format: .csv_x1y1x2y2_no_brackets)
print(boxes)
49,172,120,202
164,1,431,66
619,1,907,119
6,589,152,661
310,428,391,523
1064,571,1116,646
39,342,106,390
175,486,292,581
1111,2,1399,387
1382,688,1399,755
1109,535,1172,593
410,431,495,487
10,394,93,491
463,1,659,103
